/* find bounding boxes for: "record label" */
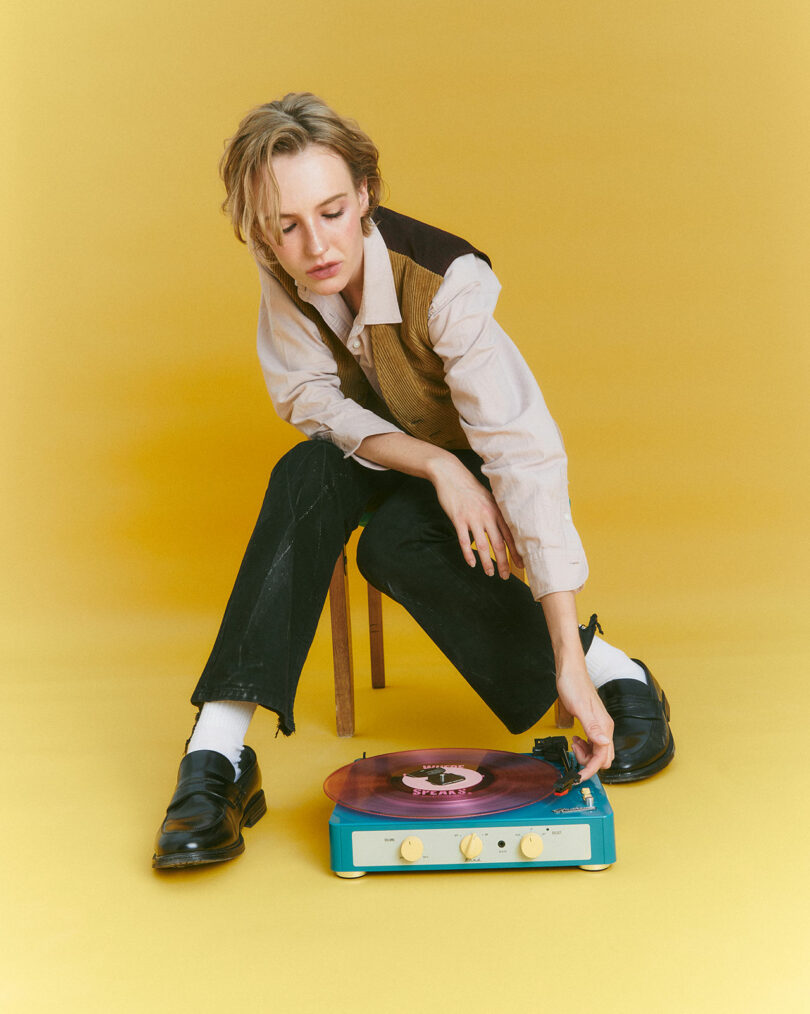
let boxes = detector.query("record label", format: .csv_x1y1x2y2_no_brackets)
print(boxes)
400,764,485,794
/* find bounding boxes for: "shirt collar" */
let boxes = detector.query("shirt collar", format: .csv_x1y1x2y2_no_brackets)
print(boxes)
295,222,402,331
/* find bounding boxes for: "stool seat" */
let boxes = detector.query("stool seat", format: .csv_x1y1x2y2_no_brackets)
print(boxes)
328,549,573,737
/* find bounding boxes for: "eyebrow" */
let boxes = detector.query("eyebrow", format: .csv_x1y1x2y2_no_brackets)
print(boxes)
279,192,348,219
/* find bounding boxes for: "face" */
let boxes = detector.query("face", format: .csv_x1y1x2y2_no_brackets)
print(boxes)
263,145,369,308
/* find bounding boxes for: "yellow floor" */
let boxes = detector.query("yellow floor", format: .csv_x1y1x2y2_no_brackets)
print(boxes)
3,553,807,1014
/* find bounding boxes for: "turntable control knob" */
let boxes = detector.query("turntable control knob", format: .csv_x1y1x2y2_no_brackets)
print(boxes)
459,833,483,859
519,833,544,860
400,836,424,862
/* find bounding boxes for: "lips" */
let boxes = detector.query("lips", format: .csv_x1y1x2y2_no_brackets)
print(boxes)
307,261,342,280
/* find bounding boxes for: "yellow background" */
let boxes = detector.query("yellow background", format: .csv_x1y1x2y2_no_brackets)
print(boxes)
3,1,808,1011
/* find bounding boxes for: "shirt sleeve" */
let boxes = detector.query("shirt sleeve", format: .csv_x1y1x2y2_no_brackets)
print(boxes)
428,253,589,599
256,265,403,469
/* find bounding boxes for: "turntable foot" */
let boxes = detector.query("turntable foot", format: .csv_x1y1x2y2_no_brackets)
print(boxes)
335,870,367,878
578,863,612,872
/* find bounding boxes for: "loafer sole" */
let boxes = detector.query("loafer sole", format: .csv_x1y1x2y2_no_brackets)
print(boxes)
152,838,247,869
152,789,267,870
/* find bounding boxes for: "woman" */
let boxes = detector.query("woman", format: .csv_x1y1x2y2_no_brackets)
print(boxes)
153,93,673,869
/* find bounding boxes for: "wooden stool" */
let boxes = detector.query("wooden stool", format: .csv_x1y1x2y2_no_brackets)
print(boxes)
328,547,385,737
329,549,573,736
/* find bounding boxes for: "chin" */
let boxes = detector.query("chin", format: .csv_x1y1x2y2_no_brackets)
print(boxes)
309,275,348,296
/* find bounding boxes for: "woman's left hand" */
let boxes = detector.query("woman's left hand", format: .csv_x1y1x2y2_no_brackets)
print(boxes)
540,591,614,781
356,433,524,576
428,453,523,579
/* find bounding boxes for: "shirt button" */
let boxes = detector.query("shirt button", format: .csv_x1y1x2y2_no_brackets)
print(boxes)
351,339,361,351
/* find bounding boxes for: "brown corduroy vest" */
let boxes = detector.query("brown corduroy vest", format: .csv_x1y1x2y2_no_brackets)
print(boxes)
265,207,491,450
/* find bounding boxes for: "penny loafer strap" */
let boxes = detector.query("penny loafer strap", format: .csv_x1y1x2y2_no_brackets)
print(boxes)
169,777,241,810
599,680,665,721
603,699,665,721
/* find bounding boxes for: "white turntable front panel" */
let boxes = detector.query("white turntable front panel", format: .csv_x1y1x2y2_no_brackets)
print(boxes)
351,823,592,867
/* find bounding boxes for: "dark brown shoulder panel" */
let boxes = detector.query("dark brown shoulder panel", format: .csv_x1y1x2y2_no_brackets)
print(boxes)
372,207,491,276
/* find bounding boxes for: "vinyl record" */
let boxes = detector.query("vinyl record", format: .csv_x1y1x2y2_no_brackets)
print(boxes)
324,748,559,818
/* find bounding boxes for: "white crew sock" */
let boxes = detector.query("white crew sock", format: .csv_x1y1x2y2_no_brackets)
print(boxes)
585,635,647,690
186,701,256,779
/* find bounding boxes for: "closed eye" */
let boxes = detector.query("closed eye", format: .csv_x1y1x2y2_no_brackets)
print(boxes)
280,209,344,235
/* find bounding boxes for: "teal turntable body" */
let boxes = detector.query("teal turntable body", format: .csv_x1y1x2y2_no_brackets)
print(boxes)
325,738,616,877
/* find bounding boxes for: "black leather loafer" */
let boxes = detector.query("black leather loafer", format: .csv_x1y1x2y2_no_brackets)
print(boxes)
598,661,674,784
152,746,266,869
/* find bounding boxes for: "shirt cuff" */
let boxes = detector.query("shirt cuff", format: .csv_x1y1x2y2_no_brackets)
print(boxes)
523,548,588,600
327,420,404,471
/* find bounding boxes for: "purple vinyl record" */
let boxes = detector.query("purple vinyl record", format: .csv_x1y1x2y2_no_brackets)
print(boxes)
324,748,559,819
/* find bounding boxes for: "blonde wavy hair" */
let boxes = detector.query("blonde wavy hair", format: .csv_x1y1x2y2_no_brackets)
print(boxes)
220,92,384,266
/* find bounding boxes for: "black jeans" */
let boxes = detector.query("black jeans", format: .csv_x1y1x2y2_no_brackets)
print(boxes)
192,440,591,735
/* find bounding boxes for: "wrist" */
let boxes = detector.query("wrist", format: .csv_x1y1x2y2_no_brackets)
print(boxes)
539,590,584,663
423,448,461,486
553,642,587,676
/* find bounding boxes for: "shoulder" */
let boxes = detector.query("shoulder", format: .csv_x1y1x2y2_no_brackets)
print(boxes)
257,260,307,315
372,207,491,277
257,260,287,298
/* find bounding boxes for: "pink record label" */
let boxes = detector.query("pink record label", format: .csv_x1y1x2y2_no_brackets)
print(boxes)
400,765,485,795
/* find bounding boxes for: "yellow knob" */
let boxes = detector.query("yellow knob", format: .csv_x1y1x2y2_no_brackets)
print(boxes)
459,833,483,859
400,836,424,862
519,833,544,860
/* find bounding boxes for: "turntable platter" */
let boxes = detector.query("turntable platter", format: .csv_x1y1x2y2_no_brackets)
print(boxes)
323,748,560,819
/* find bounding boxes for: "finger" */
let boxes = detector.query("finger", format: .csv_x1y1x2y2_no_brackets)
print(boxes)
472,527,495,576
572,737,601,783
579,723,612,781
572,735,608,783
602,729,615,769
578,757,601,782
486,525,510,580
498,515,524,570
571,737,590,766
578,741,609,782
592,712,614,770
455,524,476,568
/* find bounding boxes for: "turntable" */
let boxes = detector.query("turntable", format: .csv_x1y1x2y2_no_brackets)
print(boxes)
324,737,615,877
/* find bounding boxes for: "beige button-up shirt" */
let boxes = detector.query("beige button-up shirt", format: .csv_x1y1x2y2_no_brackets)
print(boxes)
256,222,588,599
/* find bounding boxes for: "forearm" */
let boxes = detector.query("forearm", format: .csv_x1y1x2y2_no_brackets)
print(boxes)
539,590,585,669
356,432,461,484
543,589,615,778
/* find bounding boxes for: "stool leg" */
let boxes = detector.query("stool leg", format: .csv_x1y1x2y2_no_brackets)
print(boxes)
367,584,385,689
329,551,355,737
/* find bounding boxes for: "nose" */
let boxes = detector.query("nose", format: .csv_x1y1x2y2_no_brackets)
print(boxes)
302,221,327,258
